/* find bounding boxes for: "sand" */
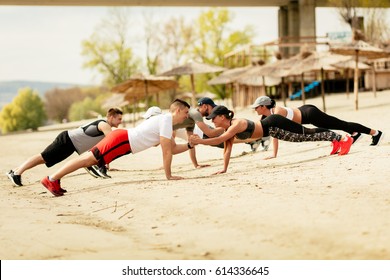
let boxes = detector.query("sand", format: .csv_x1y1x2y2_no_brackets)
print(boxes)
1,90,389,260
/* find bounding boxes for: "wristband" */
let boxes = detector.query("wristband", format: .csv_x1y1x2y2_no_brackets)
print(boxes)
187,142,193,149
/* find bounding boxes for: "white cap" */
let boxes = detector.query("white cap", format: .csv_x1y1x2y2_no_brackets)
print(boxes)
143,106,162,119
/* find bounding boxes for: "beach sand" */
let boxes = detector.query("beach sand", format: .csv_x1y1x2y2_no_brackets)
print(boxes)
1,90,389,260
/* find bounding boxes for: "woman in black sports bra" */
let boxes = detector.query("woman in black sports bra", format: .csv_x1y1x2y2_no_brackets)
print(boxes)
190,105,353,174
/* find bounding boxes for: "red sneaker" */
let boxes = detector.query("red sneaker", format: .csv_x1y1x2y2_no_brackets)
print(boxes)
339,135,353,156
330,140,341,155
41,176,63,196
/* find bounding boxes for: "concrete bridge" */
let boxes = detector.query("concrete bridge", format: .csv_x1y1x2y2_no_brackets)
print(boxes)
2,1,386,52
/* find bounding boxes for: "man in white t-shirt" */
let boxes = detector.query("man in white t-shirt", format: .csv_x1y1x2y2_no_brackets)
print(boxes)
40,99,193,197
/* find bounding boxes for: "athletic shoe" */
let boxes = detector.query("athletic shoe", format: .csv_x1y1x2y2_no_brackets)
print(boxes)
59,187,67,193
84,166,101,178
261,137,270,151
40,176,63,197
247,139,262,152
351,132,362,144
339,135,353,156
370,131,384,146
92,165,111,179
330,140,341,155
6,170,23,187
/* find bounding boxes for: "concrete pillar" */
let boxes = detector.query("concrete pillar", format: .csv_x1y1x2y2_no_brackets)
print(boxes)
299,0,316,51
278,5,288,58
279,0,317,57
287,0,300,56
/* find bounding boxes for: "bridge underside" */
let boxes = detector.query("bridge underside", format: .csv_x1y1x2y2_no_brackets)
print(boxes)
0,0,330,7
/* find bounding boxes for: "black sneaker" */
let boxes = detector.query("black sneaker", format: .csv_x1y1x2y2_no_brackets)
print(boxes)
84,166,101,178
93,165,111,179
6,170,23,187
351,132,362,144
370,131,384,146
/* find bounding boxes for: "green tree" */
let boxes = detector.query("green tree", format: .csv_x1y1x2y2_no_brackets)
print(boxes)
81,8,141,87
190,8,254,99
68,96,107,122
0,87,46,133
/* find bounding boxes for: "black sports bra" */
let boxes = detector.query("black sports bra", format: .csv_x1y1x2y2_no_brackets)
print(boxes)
235,119,255,140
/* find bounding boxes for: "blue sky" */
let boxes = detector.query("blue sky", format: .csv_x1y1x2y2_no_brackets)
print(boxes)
0,6,374,85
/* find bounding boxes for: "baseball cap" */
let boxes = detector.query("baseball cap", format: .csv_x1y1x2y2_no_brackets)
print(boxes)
143,106,162,119
250,96,272,108
197,97,216,108
206,105,230,120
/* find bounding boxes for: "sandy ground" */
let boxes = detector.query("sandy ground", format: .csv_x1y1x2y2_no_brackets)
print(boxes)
1,90,390,260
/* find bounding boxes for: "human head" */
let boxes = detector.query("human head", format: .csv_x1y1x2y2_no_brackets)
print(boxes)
170,99,190,125
143,106,162,119
250,96,275,109
206,105,234,121
197,97,217,117
106,107,123,128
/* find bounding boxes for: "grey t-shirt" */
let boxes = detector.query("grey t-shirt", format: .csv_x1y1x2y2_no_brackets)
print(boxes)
173,108,204,132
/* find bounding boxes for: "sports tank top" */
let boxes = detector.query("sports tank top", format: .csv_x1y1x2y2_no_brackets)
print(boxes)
271,107,294,120
235,119,255,140
68,119,107,154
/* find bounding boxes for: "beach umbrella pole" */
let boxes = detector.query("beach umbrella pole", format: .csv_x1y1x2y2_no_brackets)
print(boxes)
300,73,306,104
190,74,197,106
321,68,326,112
372,66,377,98
354,50,359,110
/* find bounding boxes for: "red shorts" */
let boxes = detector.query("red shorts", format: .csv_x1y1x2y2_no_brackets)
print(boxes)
90,129,131,166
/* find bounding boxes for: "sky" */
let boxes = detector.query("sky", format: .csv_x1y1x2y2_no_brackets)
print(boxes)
0,5,384,85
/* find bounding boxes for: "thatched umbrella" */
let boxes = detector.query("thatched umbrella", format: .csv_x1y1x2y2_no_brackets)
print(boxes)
236,52,314,106
159,61,225,106
331,59,370,98
111,73,178,125
111,73,178,107
330,40,390,110
288,51,350,112
207,66,251,85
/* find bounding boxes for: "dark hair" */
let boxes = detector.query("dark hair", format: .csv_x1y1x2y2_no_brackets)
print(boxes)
107,107,123,117
170,98,190,111
206,105,234,120
265,99,276,109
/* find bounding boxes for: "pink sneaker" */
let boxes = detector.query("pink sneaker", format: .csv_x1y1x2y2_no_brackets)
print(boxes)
330,140,341,155
339,135,353,156
41,176,63,196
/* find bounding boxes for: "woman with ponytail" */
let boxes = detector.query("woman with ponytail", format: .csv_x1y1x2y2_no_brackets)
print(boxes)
250,96,383,159
190,105,352,174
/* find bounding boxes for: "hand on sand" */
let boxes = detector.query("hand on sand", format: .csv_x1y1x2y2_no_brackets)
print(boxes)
167,175,185,180
195,164,211,169
212,170,226,175
263,155,276,160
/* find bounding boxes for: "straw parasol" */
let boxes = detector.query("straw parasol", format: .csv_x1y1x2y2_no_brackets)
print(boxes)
331,59,370,98
330,40,390,110
207,66,251,85
236,51,315,105
288,51,350,112
111,73,178,125
111,73,178,107
159,61,225,106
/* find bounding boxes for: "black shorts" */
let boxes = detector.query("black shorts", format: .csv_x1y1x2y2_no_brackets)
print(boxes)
41,131,77,167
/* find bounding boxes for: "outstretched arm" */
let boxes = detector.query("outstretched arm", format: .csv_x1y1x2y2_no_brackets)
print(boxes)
190,127,236,146
186,131,210,169
213,137,234,175
196,122,224,138
160,136,184,180
264,138,278,160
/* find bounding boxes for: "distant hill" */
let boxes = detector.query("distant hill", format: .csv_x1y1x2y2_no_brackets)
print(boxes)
0,80,84,109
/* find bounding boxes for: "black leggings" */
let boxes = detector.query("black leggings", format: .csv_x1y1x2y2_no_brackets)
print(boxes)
261,114,341,142
298,105,371,134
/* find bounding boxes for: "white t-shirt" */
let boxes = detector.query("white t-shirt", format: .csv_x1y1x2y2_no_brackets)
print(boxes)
127,113,173,154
